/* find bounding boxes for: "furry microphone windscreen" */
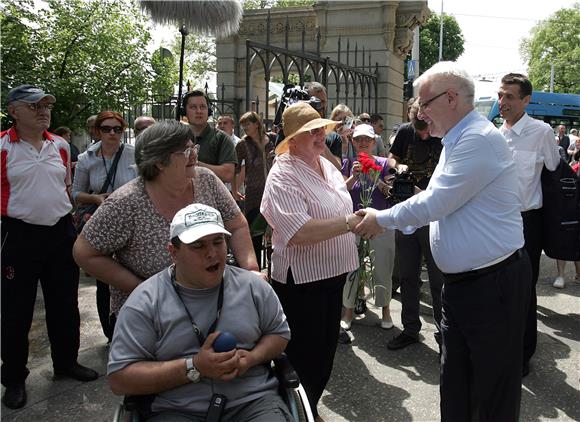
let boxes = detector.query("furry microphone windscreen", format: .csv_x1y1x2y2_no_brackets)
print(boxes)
139,0,243,38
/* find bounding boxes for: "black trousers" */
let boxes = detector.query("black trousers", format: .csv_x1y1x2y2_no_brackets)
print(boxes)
396,226,444,342
96,279,113,342
1,215,81,387
272,270,346,419
521,208,543,366
440,250,531,422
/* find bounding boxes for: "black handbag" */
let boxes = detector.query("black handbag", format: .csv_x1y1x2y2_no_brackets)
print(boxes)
73,145,124,233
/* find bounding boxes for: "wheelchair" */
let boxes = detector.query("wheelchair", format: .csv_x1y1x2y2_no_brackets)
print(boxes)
112,354,314,422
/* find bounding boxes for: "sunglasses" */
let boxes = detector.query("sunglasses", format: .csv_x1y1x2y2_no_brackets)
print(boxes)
99,125,124,134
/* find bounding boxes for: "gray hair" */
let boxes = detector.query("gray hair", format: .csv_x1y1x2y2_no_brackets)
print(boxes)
135,120,193,181
414,61,475,105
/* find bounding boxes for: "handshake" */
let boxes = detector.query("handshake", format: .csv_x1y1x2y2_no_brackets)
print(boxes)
347,209,384,240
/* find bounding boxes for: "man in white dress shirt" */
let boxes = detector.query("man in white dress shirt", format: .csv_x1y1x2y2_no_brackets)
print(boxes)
497,73,560,377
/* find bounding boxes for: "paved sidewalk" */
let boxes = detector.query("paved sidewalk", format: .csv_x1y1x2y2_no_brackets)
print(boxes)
2,254,579,421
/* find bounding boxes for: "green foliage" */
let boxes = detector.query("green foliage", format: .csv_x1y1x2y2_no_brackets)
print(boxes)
520,3,580,93
170,33,216,90
271,73,309,85
417,12,465,76
151,47,178,101
1,0,153,130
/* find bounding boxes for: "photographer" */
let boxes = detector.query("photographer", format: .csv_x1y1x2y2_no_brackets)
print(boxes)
274,83,342,171
385,99,445,351
305,82,343,170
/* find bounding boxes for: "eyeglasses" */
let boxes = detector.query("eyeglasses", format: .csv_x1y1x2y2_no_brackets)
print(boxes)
173,143,200,160
418,90,449,112
353,137,373,143
21,103,54,112
308,127,325,136
99,125,124,134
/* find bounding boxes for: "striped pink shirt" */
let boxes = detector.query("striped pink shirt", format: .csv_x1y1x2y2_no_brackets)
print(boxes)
260,153,358,284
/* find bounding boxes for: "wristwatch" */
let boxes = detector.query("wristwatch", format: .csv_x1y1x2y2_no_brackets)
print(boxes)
185,356,201,383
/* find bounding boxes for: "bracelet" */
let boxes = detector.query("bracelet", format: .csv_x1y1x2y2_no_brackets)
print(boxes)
345,215,351,232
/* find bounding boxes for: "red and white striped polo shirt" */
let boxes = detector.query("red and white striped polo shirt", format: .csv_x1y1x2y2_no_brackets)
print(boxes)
261,153,358,284
1,127,72,226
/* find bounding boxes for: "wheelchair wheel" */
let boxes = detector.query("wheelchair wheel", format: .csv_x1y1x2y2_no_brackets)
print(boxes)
289,389,309,422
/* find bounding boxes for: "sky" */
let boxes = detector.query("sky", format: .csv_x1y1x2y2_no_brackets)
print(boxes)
426,0,576,95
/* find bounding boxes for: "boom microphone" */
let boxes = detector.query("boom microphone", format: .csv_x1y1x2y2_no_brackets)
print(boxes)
139,0,243,38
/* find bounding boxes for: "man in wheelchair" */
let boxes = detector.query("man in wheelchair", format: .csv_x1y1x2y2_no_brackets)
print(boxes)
107,203,293,421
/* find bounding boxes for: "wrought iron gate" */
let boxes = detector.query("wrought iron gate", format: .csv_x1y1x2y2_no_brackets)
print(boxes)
244,11,378,126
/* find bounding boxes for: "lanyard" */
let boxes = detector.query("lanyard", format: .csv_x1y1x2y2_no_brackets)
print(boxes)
170,265,224,346
100,150,119,191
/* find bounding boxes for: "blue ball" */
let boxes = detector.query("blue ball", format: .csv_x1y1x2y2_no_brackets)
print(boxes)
213,331,237,352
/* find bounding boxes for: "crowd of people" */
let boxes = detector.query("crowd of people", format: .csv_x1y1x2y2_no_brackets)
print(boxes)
1,61,578,422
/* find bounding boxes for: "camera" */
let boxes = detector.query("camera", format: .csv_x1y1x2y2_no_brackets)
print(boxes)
390,171,416,202
343,116,354,130
273,84,322,127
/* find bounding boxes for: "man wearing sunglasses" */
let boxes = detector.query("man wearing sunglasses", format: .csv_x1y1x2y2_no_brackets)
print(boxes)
1,85,98,409
354,63,531,421
133,116,156,139
305,81,343,170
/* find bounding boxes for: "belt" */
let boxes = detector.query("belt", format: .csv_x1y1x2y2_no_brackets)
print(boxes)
442,248,525,284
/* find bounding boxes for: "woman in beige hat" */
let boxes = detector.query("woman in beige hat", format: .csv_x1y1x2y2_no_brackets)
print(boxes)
260,101,362,421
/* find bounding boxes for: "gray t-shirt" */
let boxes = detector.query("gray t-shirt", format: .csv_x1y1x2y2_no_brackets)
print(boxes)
108,265,290,414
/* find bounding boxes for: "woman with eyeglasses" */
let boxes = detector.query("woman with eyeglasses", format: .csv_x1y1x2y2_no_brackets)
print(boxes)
73,120,259,322
233,112,276,268
260,102,361,421
72,111,136,343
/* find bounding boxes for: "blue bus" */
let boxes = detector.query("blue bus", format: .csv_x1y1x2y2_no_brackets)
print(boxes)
475,91,580,130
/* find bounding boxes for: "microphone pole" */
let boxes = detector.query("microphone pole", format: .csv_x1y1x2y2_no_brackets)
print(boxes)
176,25,189,121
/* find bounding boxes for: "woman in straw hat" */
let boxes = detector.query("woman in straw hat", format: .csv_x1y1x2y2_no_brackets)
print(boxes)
260,101,362,421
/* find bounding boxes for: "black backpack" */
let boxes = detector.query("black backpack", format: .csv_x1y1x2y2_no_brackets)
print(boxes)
541,158,580,261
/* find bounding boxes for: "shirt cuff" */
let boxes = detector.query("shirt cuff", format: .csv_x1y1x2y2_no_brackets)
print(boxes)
376,209,418,235
376,209,394,229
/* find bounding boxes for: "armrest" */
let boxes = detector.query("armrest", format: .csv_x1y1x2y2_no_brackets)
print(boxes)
272,353,300,389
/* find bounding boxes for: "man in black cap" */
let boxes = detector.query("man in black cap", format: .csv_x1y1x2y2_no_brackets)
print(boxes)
1,85,98,409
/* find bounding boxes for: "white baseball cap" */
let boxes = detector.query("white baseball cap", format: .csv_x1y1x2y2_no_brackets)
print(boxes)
170,204,231,244
352,124,376,139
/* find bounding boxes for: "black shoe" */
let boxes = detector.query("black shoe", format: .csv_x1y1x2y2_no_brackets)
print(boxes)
2,383,27,409
522,361,530,378
387,332,419,350
338,326,352,344
54,363,98,382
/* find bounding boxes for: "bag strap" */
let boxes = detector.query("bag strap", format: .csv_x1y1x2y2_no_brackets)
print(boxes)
98,144,124,194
